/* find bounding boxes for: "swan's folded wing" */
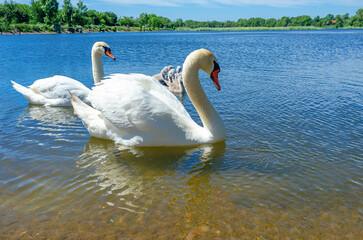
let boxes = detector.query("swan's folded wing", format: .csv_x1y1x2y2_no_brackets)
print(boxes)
30,75,90,100
88,74,196,136
125,74,189,117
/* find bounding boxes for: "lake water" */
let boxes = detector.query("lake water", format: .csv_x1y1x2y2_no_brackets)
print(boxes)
0,30,362,239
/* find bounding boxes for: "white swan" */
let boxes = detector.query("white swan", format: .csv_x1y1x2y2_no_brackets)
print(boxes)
11,42,115,107
70,49,225,146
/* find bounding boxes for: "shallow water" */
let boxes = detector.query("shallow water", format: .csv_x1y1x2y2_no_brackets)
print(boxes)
0,30,362,239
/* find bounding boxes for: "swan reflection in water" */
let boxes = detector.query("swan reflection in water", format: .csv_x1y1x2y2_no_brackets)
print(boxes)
25,105,78,125
17,105,85,145
76,138,226,213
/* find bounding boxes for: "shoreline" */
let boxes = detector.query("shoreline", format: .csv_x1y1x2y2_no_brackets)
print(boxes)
1,26,362,35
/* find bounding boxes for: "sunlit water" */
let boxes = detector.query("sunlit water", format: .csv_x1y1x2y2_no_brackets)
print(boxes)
0,30,362,239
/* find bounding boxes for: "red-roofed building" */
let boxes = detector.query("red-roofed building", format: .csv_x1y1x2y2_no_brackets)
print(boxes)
326,20,337,25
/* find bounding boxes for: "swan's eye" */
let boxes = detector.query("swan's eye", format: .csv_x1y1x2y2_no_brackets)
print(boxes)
210,60,221,91
212,60,220,73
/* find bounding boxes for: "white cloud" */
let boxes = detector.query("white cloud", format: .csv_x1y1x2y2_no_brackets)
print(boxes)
99,0,363,7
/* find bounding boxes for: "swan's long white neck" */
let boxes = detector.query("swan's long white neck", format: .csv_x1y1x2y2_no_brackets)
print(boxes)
92,50,104,84
183,56,226,141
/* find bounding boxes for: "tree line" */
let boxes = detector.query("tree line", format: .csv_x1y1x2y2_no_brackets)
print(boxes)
0,0,362,33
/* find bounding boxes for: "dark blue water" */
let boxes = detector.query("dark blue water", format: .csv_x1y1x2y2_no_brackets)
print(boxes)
0,30,362,239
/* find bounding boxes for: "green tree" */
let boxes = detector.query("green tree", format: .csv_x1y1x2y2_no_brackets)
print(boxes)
173,18,183,28
1,1,30,23
138,12,150,30
85,9,101,25
41,0,58,24
101,11,117,26
248,17,265,27
147,13,156,27
62,0,73,26
118,16,138,27
265,18,276,27
350,8,363,27
312,16,320,26
342,13,349,21
184,19,198,28
159,16,172,29
276,16,290,27
72,0,87,25
30,0,45,23
290,15,312,26
325,14,334,21
150,16,162,29
335,15,343,28
237,18,248,27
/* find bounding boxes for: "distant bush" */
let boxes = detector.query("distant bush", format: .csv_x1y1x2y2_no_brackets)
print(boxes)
14,23,31,32
97,25,105,32
31,24,41,32
0,20,10,32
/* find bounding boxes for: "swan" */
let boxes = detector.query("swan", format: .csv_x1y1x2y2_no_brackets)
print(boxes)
152,65,173,86
153,65,184,93
70,49,225,146
11,42,116,107
164,67,184,94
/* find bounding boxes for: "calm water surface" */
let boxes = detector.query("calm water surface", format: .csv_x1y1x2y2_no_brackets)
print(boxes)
0,30,362,239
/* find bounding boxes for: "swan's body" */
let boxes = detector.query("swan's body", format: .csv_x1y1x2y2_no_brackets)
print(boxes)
11,42,115,107
71,49,225,146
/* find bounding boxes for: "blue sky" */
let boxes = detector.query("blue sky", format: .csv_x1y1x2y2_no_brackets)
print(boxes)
10,0,363,21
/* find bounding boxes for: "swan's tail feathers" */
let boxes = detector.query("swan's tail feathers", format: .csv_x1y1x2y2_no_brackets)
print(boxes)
69,91,114,140
11,81,29,95
11,81,47,105
70,91,103,125
69,91,93,117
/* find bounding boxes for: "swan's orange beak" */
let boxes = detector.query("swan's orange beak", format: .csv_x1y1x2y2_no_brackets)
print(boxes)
210,69,221,91
105,50,116,60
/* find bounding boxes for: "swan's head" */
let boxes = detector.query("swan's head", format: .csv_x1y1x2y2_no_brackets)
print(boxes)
186,49,221,91
176,65,182,73
92,42,116,60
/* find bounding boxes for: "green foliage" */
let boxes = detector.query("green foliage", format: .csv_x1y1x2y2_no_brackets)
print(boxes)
85,9,100,25
289,15,312,26
14,23,32,32
347,8,363,27
53,21,61,32
118,16,138,27
61,0,72,26
30,0,45,23
0,1,362,33
174,18,184,28
31,23,42,31
138,12,150,30
42,0,58,24
0,1,30,23
276,16,290,27
72,0,87,25
0,20,10,32
265,18,276,27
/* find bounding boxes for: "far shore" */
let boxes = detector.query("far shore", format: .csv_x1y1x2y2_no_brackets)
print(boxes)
1,26,362,35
